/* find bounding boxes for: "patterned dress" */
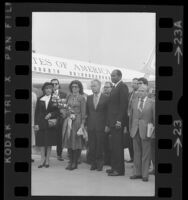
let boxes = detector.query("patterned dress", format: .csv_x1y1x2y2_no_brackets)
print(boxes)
64,94,86,150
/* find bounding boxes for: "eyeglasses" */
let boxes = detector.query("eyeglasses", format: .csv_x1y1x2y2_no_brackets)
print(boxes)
52,83,59,85
72,85,79,88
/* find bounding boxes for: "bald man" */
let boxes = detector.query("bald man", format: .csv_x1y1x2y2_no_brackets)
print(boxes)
86,79,109,171
129,85,155,182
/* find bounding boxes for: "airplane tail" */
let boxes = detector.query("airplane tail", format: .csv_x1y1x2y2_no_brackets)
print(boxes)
141,47,155,78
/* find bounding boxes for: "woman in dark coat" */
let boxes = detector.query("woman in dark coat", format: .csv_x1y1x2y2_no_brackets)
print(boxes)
34,82,60,168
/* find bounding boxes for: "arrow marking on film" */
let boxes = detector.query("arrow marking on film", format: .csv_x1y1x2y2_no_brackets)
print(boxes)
174,138,182,157
174,46,183,65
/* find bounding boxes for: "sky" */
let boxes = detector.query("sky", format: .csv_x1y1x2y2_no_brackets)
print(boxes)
32,12,156,72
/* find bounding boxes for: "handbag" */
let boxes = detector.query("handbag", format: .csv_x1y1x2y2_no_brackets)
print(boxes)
77,127,88,142
48,118,58,127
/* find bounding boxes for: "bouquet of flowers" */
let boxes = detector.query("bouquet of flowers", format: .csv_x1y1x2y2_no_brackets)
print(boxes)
51,93,76,120
51,93,65,108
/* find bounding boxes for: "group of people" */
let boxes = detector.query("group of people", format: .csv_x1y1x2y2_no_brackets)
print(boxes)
32,69,155,182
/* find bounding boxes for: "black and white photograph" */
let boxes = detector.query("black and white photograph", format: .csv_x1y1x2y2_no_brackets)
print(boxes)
31,12,156,196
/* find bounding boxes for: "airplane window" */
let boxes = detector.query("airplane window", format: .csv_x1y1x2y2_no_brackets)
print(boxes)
43,68,46,72
81,73,83,77
74,72,76,76
34,67,37,71
53,69,55,73
70,72,72,75
92,74,94,78
48,69,51,73
95,75,97,78
57,70,60,74
99,75,101,79
39,67,41,71
85,74,87,77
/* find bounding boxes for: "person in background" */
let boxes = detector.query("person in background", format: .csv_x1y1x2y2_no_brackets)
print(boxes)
103,81,113,96
64,80,86,170
129,85,155,182
126,78,139,163
148,88,155,175
50,78,67,161
34,82,60,168
105,69,129,176
32,91,37,162
137,77,148,87
86,79,109,171
102,81,113,165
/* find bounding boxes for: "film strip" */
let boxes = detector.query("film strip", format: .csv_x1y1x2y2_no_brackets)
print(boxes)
4,3,183,200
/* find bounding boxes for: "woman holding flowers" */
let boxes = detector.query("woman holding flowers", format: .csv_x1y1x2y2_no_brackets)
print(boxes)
63,80,86,170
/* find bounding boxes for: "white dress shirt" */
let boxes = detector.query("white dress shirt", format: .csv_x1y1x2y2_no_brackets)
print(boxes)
40,95,51,109
93,92,101,109
137,96,148,111
114,79,122,88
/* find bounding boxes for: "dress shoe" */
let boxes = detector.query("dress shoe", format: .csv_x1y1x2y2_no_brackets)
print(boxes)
69,162,77,170
106,168,113,173
38,161,45,168
97,166,103,171
130,175,142,179
149,169,155,175
57,156,64,161
97,162,103,171
69,165,77,170
90,165,97,170
108,171,124,176
142,177,148,182
66,163,72,170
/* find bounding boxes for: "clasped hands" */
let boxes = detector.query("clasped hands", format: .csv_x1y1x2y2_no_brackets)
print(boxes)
45,113,52,120
105,121,127,134
33,113,52,131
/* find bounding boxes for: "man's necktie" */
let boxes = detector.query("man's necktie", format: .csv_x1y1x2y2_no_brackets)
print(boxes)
138,98,144,112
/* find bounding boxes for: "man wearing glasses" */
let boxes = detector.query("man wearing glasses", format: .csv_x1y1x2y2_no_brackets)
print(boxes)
51,79,67,161
103,81,113,97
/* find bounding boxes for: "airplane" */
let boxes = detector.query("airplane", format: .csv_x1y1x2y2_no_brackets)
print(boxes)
32,52,155,96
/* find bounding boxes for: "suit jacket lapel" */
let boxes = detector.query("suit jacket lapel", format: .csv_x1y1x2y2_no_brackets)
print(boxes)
140,98,150,116
46,95,52,111
91,95,95,110
39,96,47,110
95,94,103,110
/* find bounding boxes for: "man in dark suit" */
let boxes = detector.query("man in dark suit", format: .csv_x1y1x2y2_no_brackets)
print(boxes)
51,78,67,161
86,79,109,171
126,78,139,163
105,70,129,176
102,81,113,166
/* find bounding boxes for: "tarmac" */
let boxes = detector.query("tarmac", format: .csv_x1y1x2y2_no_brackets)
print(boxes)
31,148,155,196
